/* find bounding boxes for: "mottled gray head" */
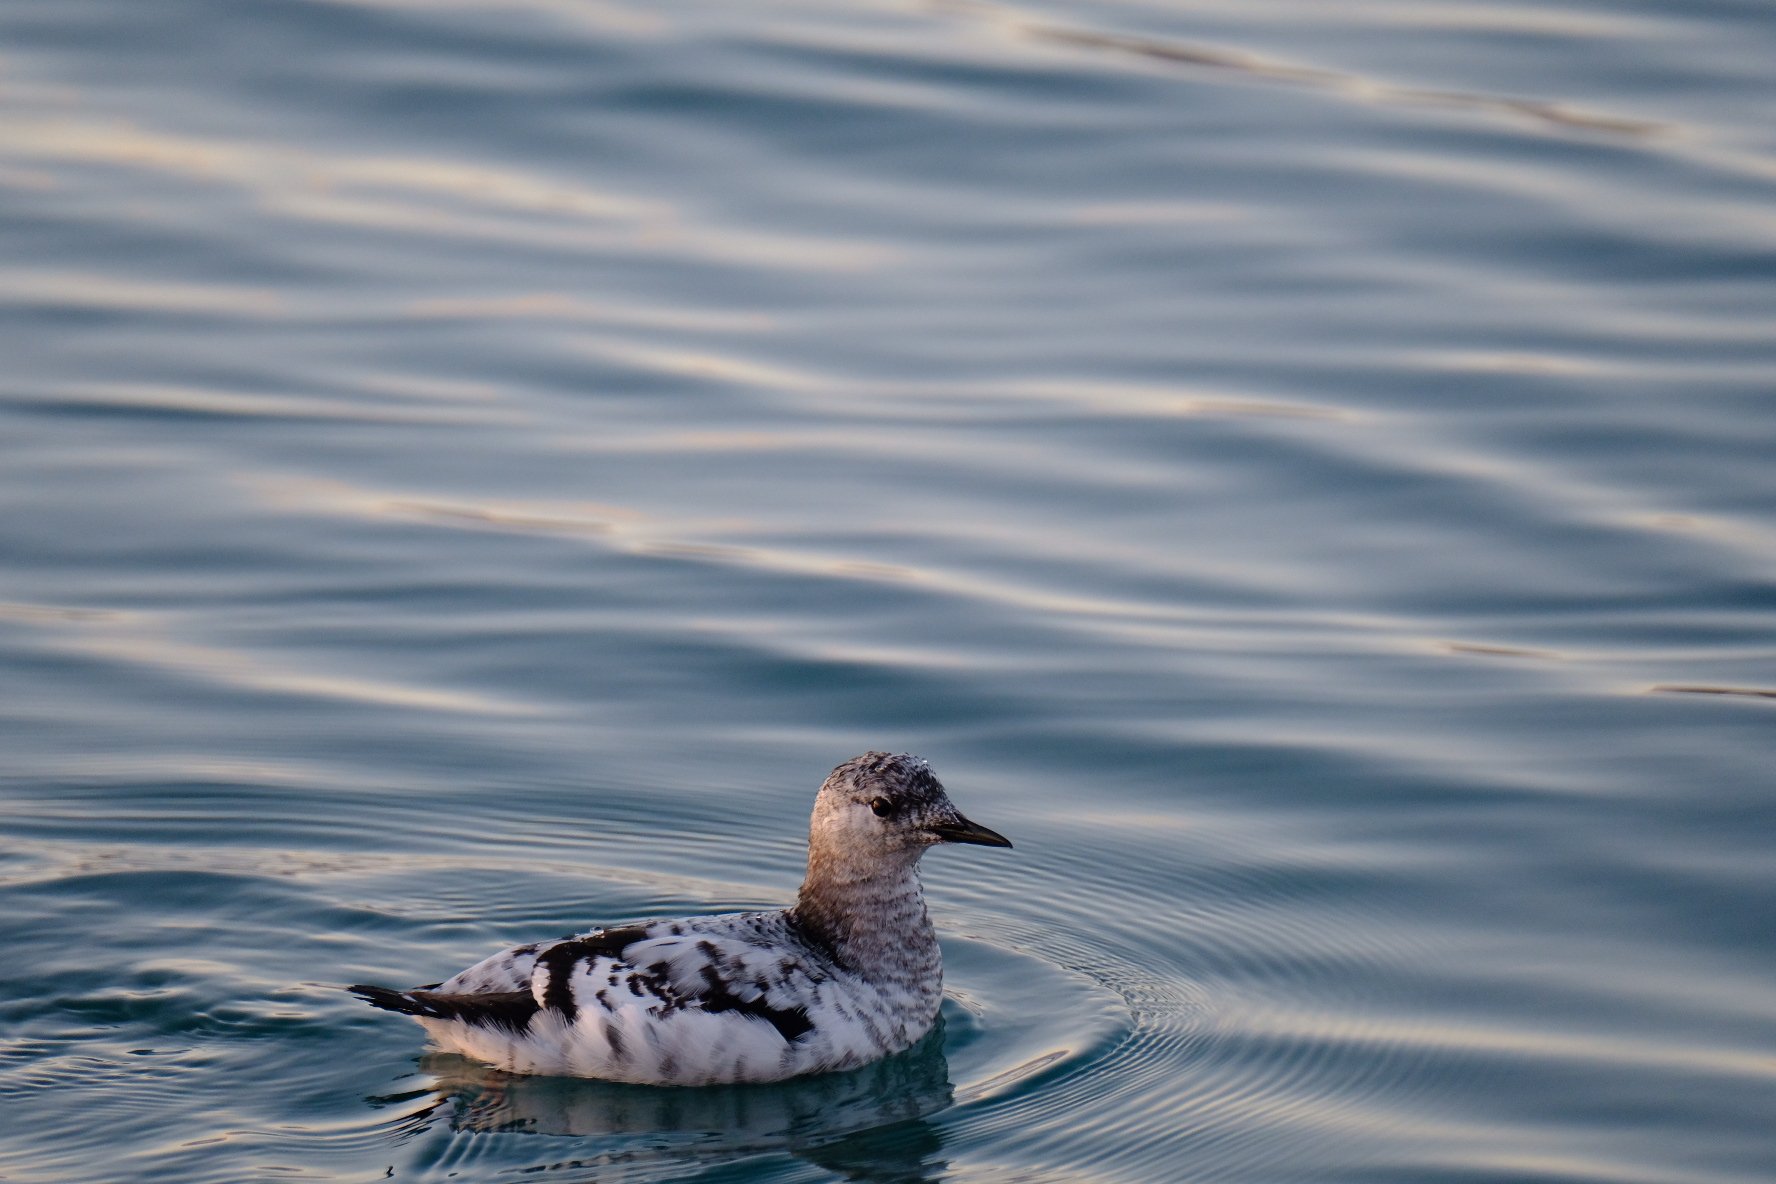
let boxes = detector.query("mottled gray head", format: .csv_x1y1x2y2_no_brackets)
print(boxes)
810,752,1011,858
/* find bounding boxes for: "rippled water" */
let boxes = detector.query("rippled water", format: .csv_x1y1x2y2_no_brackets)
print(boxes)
2,0,1773,1181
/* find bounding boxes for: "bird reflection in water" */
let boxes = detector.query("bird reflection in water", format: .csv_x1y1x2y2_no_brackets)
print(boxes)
371,1019,954,1183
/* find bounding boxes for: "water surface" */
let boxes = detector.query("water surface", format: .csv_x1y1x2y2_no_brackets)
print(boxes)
1,1,1773,1181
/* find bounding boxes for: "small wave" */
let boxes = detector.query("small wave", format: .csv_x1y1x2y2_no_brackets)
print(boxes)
0,271,282,317
945,0,1663,137
5,382,515,426
1651,684,1776,701
2,598,547,717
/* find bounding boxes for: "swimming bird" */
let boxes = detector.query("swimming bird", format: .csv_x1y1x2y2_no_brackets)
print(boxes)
350,752,1010,1086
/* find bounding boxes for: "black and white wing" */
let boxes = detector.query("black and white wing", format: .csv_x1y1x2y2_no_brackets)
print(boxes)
349,914,861,1083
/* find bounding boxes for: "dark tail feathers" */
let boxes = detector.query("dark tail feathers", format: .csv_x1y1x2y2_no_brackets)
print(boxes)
349,984,435,1016
348,983,540,1034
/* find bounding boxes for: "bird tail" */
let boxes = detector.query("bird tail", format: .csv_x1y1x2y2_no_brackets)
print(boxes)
348,983,541,1034
348,984,435,1016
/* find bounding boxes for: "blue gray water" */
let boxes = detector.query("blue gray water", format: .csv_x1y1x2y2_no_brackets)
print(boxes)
2,0,1773,1181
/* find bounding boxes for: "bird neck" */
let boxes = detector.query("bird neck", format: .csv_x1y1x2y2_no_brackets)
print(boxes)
792,844,937,980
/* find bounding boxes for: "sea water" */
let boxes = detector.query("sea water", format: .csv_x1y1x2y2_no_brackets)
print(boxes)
1,1,1772,1181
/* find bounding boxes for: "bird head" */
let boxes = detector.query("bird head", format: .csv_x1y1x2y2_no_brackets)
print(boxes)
809,752,1011,860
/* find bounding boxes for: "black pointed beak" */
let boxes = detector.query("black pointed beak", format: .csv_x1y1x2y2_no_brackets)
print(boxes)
929,814,1013,848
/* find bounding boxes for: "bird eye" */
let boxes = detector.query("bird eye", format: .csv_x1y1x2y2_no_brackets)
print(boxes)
870,798,895,818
